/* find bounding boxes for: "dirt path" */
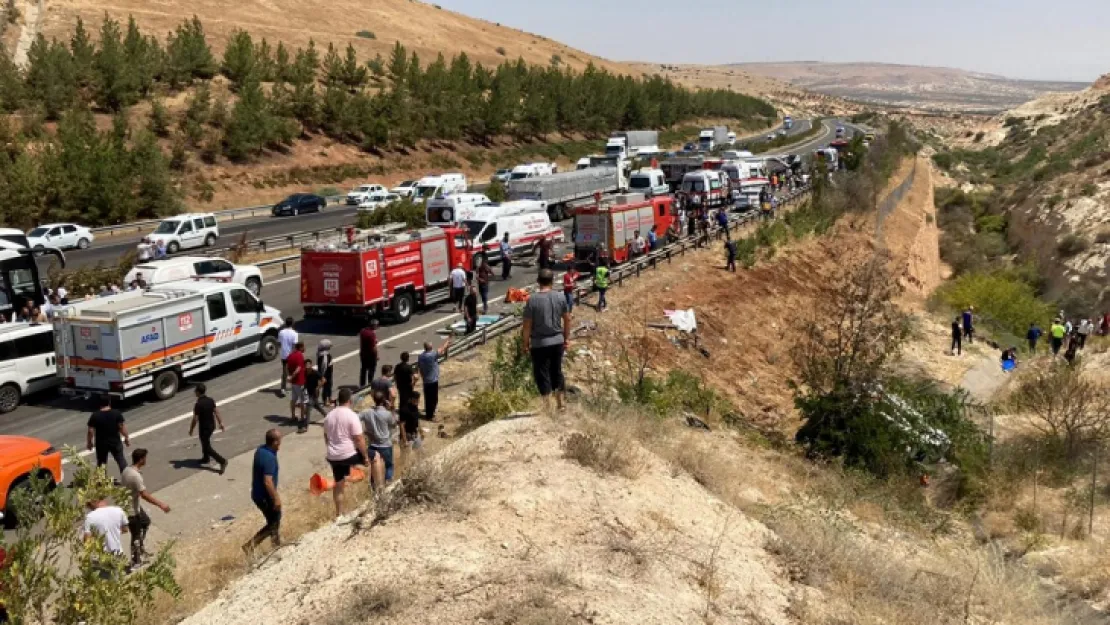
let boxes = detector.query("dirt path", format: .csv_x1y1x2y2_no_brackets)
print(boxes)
958,351,1010,403
13,0,42,67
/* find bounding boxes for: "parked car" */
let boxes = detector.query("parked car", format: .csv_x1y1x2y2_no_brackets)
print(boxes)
358,192,401,212
0,434,62,527
0,228,30,248
273,193,326,216
124,256,265,295
149,213,219,253
683,142,697,152
490,169,513,184
345,184,387,206
26,223,94,250
0,323,59,415
390,180,420,197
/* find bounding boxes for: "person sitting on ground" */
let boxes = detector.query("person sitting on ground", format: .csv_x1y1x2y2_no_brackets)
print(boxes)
1000,347,1018,372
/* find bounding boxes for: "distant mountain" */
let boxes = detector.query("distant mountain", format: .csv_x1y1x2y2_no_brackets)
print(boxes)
731,62,1089,113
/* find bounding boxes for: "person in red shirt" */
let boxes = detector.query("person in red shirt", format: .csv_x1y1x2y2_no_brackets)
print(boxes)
358,319,379,389
562,267,580,313
286,342,308,433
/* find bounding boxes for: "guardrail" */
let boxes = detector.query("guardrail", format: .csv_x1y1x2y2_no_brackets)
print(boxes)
89,195,346,237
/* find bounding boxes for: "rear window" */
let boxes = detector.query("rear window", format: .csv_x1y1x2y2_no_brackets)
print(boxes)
203,216,216,228
630,176,650,189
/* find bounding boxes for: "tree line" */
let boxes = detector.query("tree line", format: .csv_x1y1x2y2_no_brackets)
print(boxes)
0,14,778,227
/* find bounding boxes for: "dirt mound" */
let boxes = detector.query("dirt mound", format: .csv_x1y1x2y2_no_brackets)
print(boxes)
182,417,793,625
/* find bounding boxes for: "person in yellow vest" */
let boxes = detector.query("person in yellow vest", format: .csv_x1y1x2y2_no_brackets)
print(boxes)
1050,319,1067,356
594,263,610,312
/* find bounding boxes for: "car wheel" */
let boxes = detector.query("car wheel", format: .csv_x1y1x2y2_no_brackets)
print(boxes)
204,234,217,247
152,369,179,401
0,383,21,414
246,277,262,296
318,200,326,212
257,334,279,362
391,291,414,323
77,237,90,249
167,241,180,254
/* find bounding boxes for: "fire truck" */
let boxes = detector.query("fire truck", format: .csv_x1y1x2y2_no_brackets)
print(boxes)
300,224,475,322
571,193,676,266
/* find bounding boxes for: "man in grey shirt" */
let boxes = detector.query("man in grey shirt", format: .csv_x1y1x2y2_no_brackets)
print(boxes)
522,269,571,411
360,391,399,489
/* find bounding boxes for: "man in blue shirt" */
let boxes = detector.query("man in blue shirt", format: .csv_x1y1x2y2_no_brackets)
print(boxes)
962,306,975,344
244,429,282,555
417,338,450,422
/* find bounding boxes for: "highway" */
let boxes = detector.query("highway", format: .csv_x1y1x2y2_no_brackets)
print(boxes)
0,118,846,501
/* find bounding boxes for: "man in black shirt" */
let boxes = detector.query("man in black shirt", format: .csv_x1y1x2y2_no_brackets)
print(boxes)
188,384,227,475
394,352,415,407
86,395,130,474
303,359,328,420
464,284,479,334
399,391,423,455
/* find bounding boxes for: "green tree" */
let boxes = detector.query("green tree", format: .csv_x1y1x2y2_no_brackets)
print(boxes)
69,16,96,88
94,15,139,111
123,17,158,97
486,178,507,202
321,42,343,89
221,29,256,88
340,43,367,91
132,130,181,216
164,16,215,86
24,35,78,119
223,77,275,161
0,52,24,112
148,98,170,136
255,38,275,82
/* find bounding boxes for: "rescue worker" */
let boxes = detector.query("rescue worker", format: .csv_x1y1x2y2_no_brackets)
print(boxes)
594,262,610,312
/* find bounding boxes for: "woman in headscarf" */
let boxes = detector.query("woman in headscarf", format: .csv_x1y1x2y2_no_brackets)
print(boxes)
316,339,335,407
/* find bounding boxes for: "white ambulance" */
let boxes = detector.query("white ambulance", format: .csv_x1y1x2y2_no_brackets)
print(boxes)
55,280,282,400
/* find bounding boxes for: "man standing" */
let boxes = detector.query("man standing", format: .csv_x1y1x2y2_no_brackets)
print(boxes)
87,395,130,474
522,269,571,412
477,260,493,314
449,263,468,312
323,389,370,518
594,261,610,313
304,359,329,418
359,319,379,388
630,230,645,258
244,429,282,554
360,391,399,488
647,226,658,251
538,237,552,271
1077,318,1092,350
83,497,129,566
725,236,737,272
286,341,308,433
962,306,975,344
394,352,416,408
499,233,513,280
418,338,450,422
277,317,298,398
399,391,423,460
189,384,228,474
464,284,479,334
1051,319,1067,357
950,316,962,356
120,449,170,568
371,364,397,409
716,209,729,239
1026,322,1042,354
562,266,580,313
316,340,334,407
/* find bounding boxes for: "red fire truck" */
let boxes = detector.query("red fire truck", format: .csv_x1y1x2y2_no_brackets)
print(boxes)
301,225,474,322
571,193,676,266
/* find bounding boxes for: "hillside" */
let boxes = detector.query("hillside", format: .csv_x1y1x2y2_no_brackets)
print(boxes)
734,61,1088,113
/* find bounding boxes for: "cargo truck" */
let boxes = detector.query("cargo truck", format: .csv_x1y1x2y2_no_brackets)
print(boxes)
606,130,660,159
660,156,705,190
55,281,282,400
784,116,794,130
698,126,729,152
571,193,675,266
507,166,624,221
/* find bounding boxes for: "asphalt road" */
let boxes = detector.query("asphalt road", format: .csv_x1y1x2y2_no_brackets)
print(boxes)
1,119,845,499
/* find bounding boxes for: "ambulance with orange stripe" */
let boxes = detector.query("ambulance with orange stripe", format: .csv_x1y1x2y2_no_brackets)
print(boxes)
54,280,282,401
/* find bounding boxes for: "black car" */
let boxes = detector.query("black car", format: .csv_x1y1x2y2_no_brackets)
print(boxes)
272,193,326,216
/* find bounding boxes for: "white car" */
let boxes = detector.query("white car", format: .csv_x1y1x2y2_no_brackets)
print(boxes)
358,192,401,212
0,323,59,414
148,214,219,253
390,180,419,197
490,169,513,184
345,184,387,206
26,224,94,250
124,256,265,295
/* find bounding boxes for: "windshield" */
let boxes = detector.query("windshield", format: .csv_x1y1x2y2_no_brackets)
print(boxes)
682,179,706,193
28,228,49,237
416,185,439,199
460,221,487,239
630,176,651,189
154,220,179,234
509,172,529,180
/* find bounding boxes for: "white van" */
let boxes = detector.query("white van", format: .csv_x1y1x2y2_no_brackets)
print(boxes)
413,174,468,203
460,210,564,267
425,193,492,226
576,157,592,171
0,322,59,413
149,214,219,253
629,169,670,197
124,256,265,295
510,163,556,180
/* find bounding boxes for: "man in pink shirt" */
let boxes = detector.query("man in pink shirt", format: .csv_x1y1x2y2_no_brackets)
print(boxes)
322,388,370,518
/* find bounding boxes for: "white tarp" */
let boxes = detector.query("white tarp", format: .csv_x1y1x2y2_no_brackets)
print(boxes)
663,309,697,333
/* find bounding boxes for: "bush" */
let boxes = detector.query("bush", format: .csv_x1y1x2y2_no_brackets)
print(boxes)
1080,182,1097,197
561,430,643,478
932,152,955,171
355,30,376,39
462,335,536,431
486,178,507,202
355,196,427,229
495,46,506,56
1056,233,1089,257
933,271,1054,339
973,131,985,143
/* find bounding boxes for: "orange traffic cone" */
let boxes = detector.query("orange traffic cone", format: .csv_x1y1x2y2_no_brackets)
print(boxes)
309,467,367,495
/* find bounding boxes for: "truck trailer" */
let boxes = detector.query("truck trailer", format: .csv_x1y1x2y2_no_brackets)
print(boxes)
507,167,624,221
606,130,660,159
698,126,730,152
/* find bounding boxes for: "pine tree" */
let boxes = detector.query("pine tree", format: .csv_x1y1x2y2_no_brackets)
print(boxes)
94,15,139,111
24,36,77,119
340,43,367,91
131,130,180,217
321,43,343,89
164,16,215,86
221,30,256,88
123,17,157,97
274,42,291,82
69,17,95,88
223,77,273,161
0,52,24,113
367,53,385,82
255,38,275,82
387,42,408,86
148,98,170,137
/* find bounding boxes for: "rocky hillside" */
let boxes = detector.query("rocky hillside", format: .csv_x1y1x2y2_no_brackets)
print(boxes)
735,61,1088,113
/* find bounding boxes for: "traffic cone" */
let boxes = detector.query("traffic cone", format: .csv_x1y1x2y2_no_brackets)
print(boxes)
309,467,368,495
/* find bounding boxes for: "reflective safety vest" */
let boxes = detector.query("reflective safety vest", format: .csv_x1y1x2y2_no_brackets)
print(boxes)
594,266,610,289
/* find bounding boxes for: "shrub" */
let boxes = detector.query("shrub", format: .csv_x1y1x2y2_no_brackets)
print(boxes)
355,196,426,229
974,213,1006,234
486,178,507,202
1080,182,1097,197
355,30,376,39
1056,233,1089,257
973,131,985,143
933,271,1054,339
561,430,644,479
931,152,955,171
495,46,506,56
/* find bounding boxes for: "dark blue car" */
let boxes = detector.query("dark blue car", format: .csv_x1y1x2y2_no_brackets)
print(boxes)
272,193,326,216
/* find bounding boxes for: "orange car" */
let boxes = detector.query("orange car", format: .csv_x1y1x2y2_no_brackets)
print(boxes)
0,435,63,528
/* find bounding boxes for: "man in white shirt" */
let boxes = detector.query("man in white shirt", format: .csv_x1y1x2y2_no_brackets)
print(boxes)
137,238,153,262
322,388,369,518
84,497,130,575
449,264,468,313
277,317,298,398
630,230,646,257
499,233,513,280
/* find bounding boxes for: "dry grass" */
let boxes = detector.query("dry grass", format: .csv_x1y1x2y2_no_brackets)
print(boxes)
560,428,645,479
478,589,581,625
321,584,400,625
354,450,477,530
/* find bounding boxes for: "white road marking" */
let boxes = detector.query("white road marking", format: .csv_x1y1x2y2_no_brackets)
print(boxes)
71,294,508,460
264,273,301,286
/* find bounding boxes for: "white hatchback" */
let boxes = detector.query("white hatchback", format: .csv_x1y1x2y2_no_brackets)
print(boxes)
0,322,59,414
26,224,95,250
124,256,265,295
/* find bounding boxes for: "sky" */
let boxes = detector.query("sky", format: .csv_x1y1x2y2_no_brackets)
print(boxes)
437,0,1109,82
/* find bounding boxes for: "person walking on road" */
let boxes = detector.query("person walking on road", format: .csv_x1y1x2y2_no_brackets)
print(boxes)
450,263,468,312
120,448,170,568
244,429,282,554
189,384,228,474
317,339,334,407
323,388,370,518
394,352,415,408
1050,319,1067,356
277,318,297,398
359,319,379,389
87,395,130,474
499,233,513,280
562,266,580,313
464,284,479,334
523,269,571,412
725,236,737,272
286,341,308,433
303,359,329,419
360,391,399,488
1026,322,1042,354
418,338,450,422
477,260,493,314
950,316,962,356
962,306,975,344
594,262,610,312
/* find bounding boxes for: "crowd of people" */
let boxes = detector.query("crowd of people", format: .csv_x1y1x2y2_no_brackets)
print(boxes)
949,305,1110,370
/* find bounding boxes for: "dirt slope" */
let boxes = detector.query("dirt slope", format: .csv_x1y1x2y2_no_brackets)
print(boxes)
182,417,794,625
